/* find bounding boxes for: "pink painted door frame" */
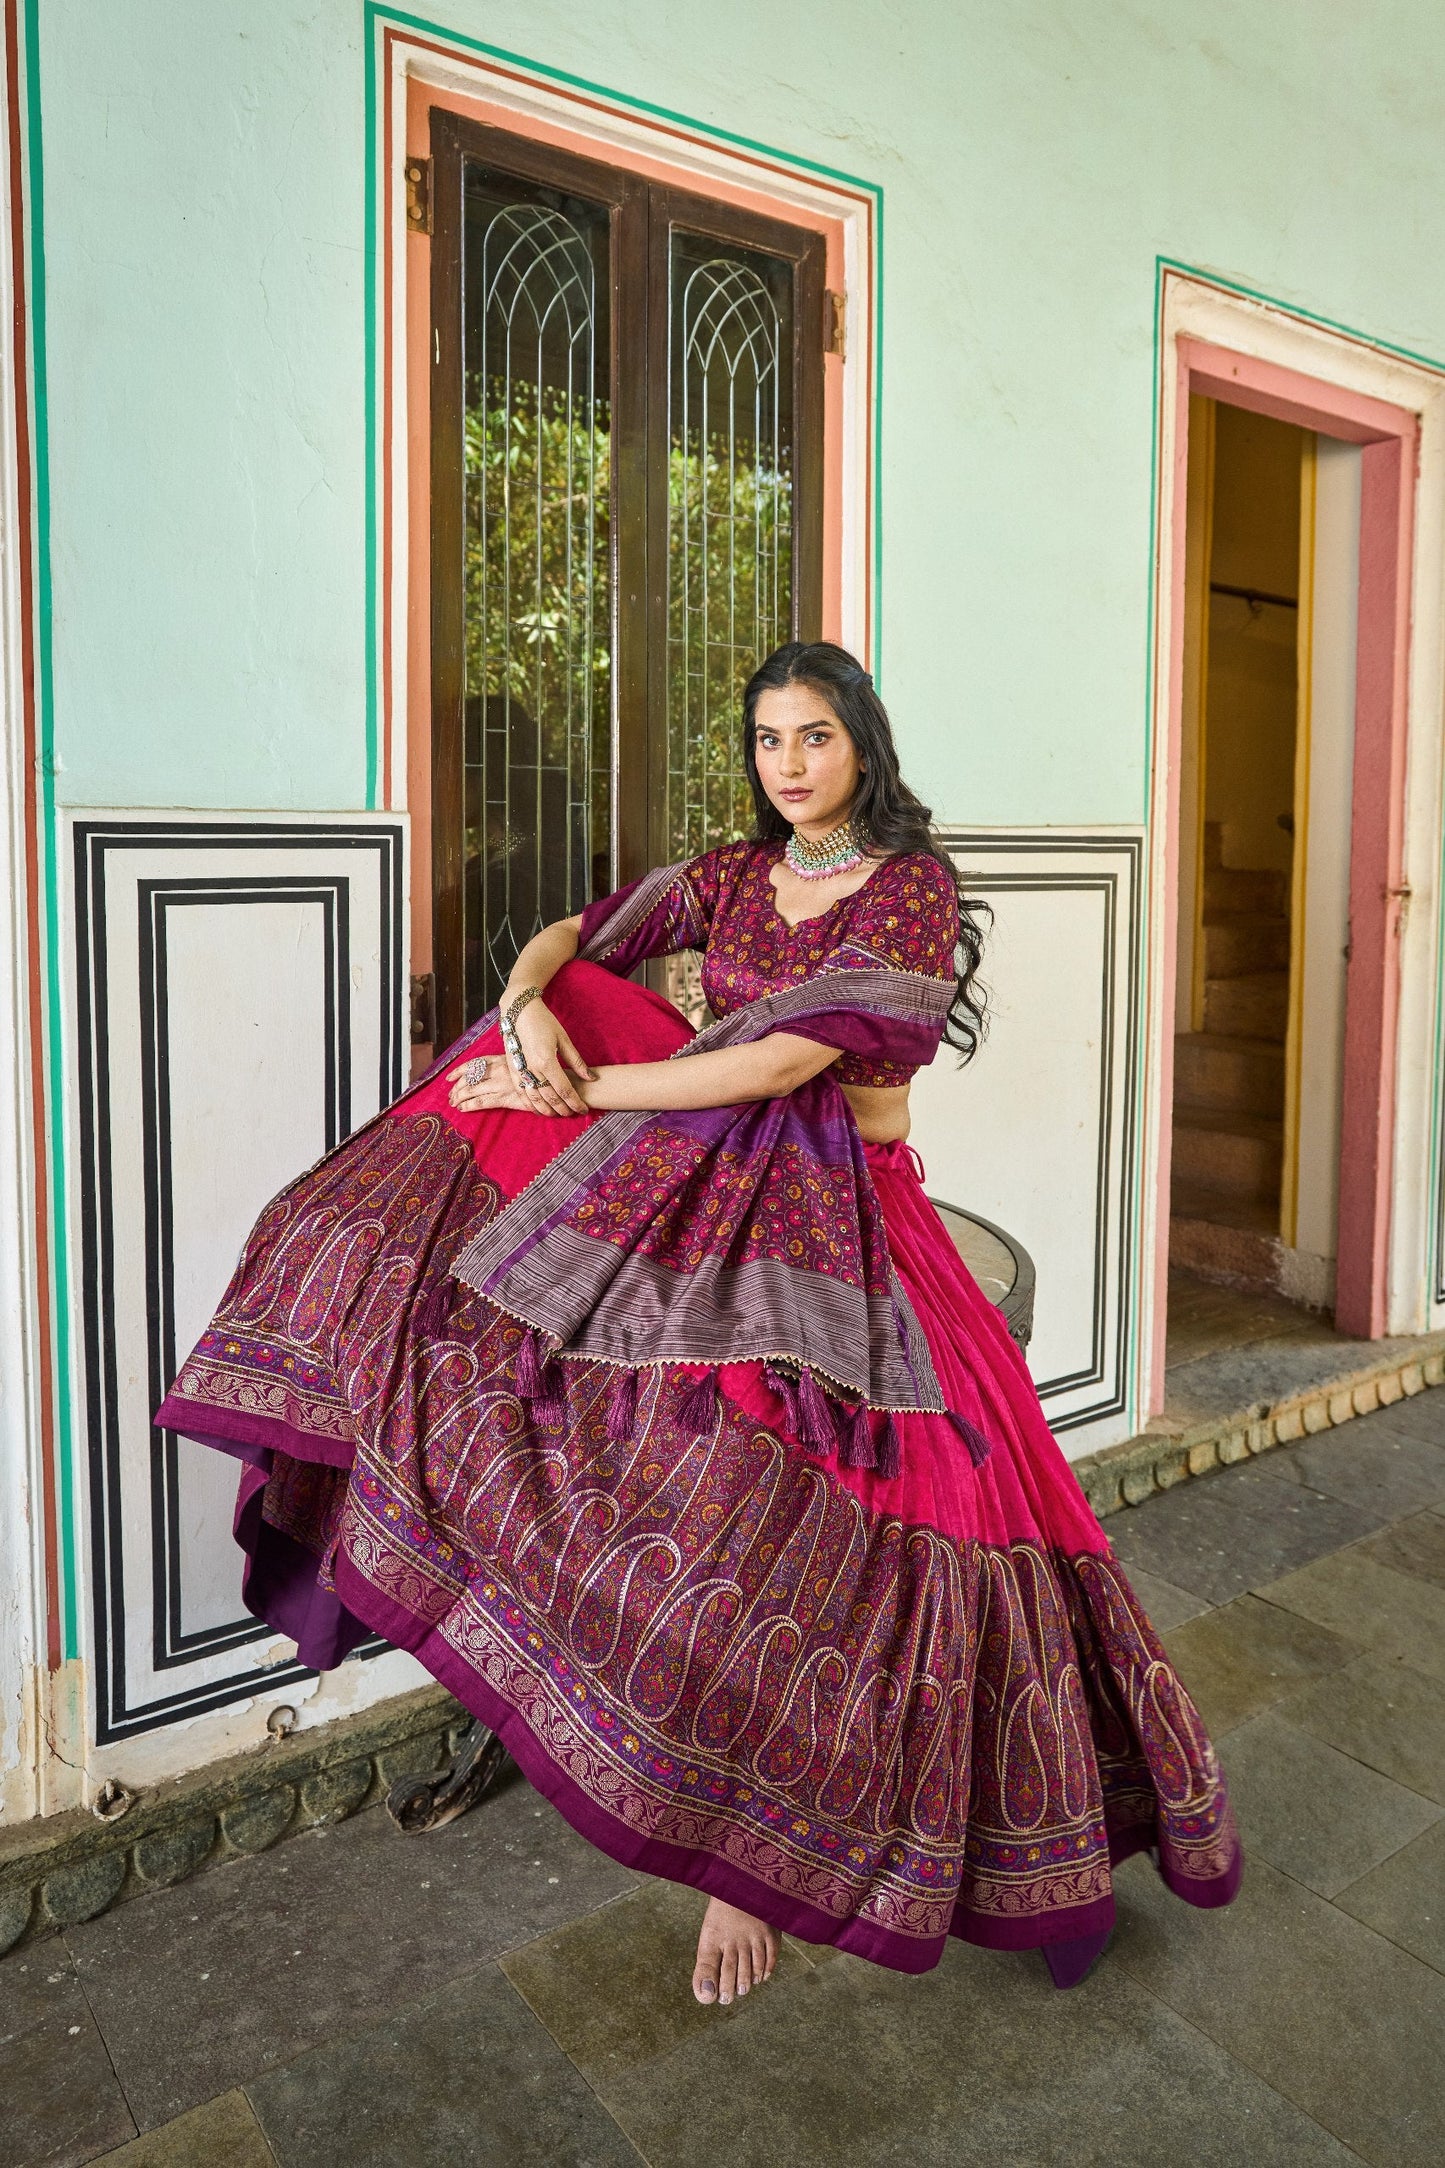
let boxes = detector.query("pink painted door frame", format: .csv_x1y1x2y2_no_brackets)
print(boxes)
1155,338,1418,1390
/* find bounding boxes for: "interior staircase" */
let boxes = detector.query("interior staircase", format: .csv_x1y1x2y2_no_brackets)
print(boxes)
1171,823,1289,1287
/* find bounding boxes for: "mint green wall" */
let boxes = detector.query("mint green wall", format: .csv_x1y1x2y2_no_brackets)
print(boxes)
40,2,368,812
36,0,1445,822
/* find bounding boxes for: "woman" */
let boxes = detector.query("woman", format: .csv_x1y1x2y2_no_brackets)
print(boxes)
158,642,1239,2007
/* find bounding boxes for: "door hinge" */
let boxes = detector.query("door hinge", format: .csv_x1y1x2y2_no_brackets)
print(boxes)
824,288,846,361
410,972,436,1044
404,157,432,234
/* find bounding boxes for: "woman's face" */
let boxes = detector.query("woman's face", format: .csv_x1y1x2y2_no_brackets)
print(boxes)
752,682,863,837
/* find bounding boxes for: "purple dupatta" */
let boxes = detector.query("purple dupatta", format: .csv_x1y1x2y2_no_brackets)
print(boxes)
448,860,980,1464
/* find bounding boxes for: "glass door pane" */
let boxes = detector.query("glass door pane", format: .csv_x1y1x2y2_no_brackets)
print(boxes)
460,166,613,1019
665,230,796,863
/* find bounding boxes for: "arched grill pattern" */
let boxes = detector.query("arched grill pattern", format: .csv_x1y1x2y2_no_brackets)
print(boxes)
433,132,818,1042
462,191,611,1016
666,246,794,864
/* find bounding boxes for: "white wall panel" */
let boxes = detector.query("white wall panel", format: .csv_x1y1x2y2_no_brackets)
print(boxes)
66,817,407,1744
909,832,1143,1453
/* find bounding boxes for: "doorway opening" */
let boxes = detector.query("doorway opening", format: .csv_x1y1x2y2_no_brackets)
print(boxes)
1171,396,1361,1319
1149,299,1427,1419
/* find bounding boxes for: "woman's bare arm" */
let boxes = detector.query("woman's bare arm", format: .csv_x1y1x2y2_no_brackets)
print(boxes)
575,1033,838,1112
466,913,591,1117
500,914,583,1005
448,909,840,1118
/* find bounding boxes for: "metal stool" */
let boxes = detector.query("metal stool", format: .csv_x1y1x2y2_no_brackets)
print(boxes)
929,1198,1037,1354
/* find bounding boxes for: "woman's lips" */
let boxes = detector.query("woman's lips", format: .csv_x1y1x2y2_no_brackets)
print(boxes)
779,788,811,800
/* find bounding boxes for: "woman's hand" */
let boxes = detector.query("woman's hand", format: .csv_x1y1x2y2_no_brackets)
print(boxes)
446,1055,540,1118
447,995,596,1119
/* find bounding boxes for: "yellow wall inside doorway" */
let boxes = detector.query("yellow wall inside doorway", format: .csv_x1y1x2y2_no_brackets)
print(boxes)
1204,405,1304,880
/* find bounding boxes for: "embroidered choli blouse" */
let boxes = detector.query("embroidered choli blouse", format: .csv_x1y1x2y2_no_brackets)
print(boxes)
602,838,961,1088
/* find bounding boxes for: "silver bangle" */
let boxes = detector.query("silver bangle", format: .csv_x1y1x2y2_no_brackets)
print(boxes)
500,986,540,1078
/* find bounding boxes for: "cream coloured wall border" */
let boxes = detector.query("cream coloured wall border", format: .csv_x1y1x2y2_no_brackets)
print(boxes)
378,14,880,812
1142,271,1445,1422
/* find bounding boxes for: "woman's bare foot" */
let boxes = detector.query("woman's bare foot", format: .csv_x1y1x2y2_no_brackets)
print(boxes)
692,1896,779,2006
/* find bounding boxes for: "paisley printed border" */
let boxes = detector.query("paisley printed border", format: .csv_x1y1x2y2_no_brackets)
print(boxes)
158,1074,1239,1965
336,1442,1236,1946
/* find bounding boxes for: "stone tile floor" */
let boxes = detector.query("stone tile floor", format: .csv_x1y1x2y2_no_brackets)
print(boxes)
1157,1266,1445,1435
6,1397,1445,2167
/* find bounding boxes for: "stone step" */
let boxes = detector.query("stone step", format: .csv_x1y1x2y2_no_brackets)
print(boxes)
1169,1210,1282,1292
1073,1337,1445,1520
1172,1109,1283,1202
1174,1032,1285,1119
1203,862,1289,917
1203,970,1289,1040
1203,912,1291,979
1170,1183,1279,1235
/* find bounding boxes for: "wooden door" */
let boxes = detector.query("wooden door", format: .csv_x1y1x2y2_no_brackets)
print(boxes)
427,112,824,1045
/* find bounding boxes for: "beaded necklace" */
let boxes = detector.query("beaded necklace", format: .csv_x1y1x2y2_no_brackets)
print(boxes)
784,819,866,881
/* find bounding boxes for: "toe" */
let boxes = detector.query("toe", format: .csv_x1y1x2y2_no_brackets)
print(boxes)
718,1948,739,2006
735,1944,753,1997
692,1933,720,2005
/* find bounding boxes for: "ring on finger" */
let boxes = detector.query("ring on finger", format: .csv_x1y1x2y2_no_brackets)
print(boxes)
463,1055,490,1086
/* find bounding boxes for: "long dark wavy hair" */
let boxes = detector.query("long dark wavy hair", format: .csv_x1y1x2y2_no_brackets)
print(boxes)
741,640,989,1061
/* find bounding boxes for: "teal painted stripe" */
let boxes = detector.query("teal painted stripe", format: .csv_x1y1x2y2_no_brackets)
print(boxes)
1158,256,1445,379
363,18,379,810
368,3,881,197
21,0,77,1656
364,2,887,658
871,191,884,685
1125,259,1171,1414
1141,258,1166,829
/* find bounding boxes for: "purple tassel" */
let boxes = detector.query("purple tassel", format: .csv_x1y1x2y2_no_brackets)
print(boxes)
513,1328,546,1399
606,1366,638,1441
796,1366,836,1452
876,1412,903,1481
838,1398,875,1470
765,1362,800,1433
676,1366,718,1433
512,1324,569,1425
948,1409,993,1469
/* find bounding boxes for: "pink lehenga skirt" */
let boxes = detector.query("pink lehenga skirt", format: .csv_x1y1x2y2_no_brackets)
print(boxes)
158,962,1239,1973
